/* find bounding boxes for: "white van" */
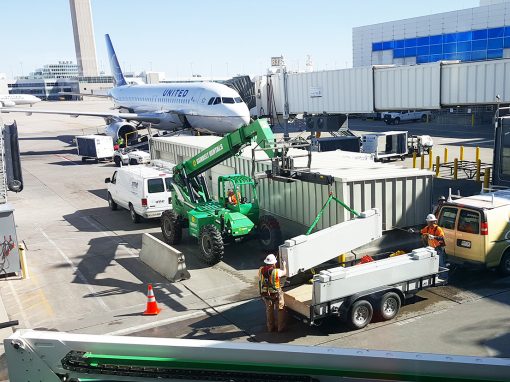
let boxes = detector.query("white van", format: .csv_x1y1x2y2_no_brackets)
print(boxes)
105,165,173,223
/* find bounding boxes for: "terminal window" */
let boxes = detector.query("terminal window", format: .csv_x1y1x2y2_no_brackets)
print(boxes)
372,26,510,63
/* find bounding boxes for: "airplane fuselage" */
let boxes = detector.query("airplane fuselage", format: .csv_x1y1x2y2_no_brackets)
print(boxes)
0,94,41,107
109,81,250,134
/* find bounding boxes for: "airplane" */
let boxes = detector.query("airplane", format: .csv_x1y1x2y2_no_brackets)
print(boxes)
0,94,41,107
0,34,250,141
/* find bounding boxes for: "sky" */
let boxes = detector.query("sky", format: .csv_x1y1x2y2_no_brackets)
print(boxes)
1,0,479,79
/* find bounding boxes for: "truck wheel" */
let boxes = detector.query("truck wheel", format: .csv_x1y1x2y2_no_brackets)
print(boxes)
114,156,121,167
161,210,182,245
129,204,141,224
199,225,224,265
421,114,427,122
498,251,510,276
129,158,138,165
258,215,282,251
348,300,373,330
377,292,401,321
107,192,117,211
393,118,400,125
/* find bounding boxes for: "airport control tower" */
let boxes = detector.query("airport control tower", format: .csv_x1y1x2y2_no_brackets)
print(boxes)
69,0,98,77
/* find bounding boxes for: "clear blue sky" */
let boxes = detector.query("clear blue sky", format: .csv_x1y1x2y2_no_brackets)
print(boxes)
2,0,478,79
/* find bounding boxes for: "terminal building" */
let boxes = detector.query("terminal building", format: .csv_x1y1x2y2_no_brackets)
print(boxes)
353,0,510,67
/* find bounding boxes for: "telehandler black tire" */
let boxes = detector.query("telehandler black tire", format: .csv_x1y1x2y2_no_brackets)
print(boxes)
258,215,282,252
161,210,182,245
199,225,224,265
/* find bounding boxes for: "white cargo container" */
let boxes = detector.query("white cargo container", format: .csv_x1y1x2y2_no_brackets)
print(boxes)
76,135,114,163
151,136,433,234
361,131,409,162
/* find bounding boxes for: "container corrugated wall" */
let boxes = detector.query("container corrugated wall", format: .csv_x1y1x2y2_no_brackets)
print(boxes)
152,139,433,233
441,60,510,105
286,67,374,114
374,63,441,110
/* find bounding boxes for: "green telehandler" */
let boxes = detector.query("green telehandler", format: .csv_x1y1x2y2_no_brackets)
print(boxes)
160,119,282,265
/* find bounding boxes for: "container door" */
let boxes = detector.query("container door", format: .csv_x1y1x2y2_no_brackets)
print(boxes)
454,208,485,263
146,178,166,209
438,206,459,257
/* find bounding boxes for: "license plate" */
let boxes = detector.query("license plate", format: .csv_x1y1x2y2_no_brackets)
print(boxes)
459,240,471,248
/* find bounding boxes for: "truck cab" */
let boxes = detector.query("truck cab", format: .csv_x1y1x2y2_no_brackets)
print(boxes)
437,192,510,275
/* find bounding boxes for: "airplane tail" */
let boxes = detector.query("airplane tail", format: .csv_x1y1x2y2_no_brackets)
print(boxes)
105,34,127,87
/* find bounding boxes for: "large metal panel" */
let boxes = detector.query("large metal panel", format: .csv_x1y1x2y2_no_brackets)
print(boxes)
374,63,441,110
286,67,374,114
441,60,510,105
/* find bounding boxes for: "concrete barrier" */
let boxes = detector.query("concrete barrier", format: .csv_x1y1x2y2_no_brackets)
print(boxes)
139,233,190,282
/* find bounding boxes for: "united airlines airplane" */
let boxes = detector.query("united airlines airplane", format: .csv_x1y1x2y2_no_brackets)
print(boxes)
1,34,250,141
0,94,41,107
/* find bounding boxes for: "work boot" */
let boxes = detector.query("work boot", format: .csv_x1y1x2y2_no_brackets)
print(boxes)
277,309,287,332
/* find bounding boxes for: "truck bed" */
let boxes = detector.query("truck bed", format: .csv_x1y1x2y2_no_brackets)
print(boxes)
283,284,313,318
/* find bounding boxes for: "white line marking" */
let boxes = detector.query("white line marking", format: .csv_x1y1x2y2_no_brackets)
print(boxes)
105,309,210,336
39,228,110,312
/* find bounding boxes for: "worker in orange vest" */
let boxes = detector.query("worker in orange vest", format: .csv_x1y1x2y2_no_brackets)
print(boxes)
420,213,448,282
227,189,238,205
258,254,287,332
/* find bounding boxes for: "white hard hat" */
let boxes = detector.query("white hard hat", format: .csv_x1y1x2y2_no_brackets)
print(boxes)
426,213,437,222
264,254,277,265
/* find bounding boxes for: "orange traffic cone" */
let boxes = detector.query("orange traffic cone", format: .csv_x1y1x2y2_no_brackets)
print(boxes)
143,284,161,315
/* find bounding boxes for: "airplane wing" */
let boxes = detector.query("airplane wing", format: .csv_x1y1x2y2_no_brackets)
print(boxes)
0,108,161,124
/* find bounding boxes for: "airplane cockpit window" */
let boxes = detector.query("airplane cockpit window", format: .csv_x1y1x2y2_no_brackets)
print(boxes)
222,97,235,104
234,97,242,103
208,97,215,105
213,97,221,105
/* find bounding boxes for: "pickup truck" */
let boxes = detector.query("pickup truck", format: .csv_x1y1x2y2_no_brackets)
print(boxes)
383,111,431,125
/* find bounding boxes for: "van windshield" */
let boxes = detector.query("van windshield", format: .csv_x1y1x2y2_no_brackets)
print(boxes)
147,178,165,193
165,177,173,191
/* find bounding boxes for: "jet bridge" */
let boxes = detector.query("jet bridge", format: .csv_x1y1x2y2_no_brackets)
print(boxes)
5,330,510,381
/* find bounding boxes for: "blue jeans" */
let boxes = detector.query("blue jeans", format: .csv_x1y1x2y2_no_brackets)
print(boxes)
435,246,448,282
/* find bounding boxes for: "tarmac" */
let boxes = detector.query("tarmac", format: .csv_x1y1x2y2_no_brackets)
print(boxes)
0,100,509,378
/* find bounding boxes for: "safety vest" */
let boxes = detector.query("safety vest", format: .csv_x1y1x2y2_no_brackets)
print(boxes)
420,224,445,248
258,266,280,295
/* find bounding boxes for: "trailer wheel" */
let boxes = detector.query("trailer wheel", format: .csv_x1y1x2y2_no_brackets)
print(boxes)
348,300,373,330
258,215,282,251
129,203,141,224
199,225,224,265
107,192,117,211
161,210,182,245
377,292,401,321
498,250,510,276
393,118,400,125
81,157,87,163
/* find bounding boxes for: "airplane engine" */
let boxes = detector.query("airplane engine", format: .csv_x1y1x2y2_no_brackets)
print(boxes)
104,121,138,143
0,101,16,107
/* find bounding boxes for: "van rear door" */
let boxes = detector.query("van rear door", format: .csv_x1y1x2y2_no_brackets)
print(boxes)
454,208,485,263
438,206,459,257
146,178,167,209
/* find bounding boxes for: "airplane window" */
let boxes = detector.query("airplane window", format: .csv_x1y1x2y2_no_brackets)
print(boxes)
208,97,215,105
213,97,221,105
235,97,242,103
222,97,235,104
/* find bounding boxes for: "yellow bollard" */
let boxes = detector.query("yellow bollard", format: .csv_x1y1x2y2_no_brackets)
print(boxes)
484,167,491,189
476,146,480,162
412,152,417,168
339,253,346,267
454,158,458,180
420,153,425,169
476,159,481,182
435,156,440,177
428,149,433,170
444,147,448,163
460,146,464,161
19,243,29,280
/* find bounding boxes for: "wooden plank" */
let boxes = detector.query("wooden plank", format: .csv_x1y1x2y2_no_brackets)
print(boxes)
284,284,313,318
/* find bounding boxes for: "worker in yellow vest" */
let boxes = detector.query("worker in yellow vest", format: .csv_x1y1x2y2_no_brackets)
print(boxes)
258,254,287,332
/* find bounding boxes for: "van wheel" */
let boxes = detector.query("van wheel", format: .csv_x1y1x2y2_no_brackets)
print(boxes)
107,192,117,211
199,225,224,265
258,215,282,251
377,292,401,321
498,251,510,276
348,300,373,330
161,210,182,245
129,204,141,224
